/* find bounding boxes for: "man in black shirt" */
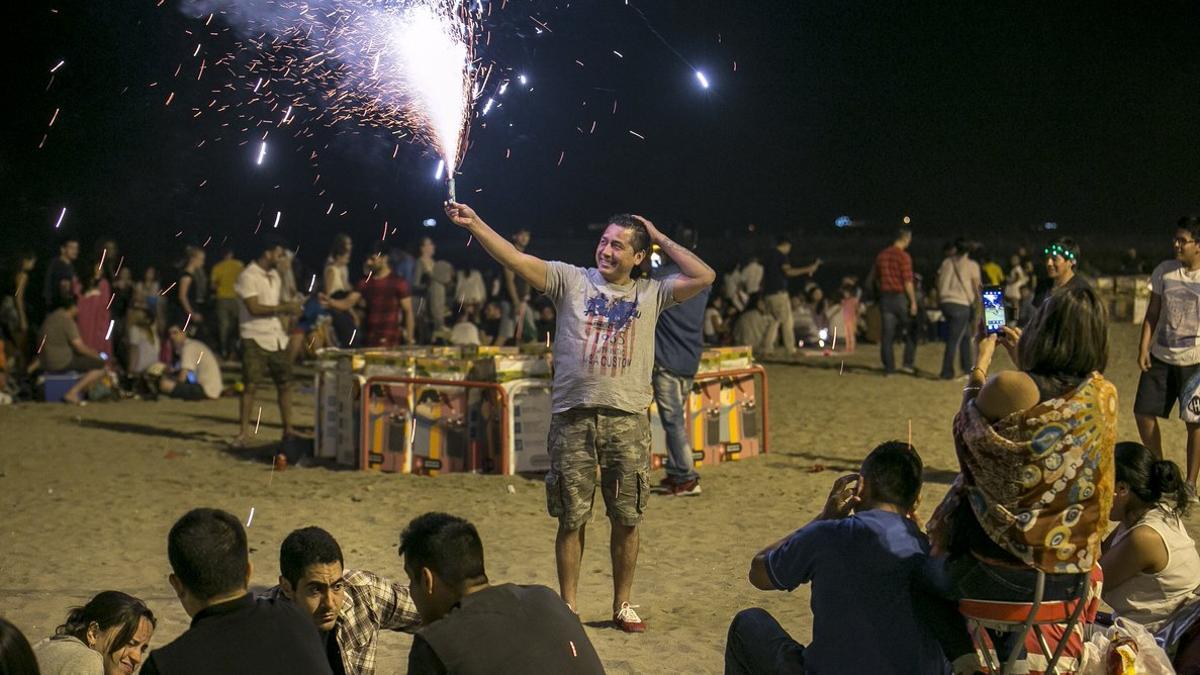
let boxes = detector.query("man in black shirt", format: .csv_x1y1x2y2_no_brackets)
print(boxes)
761,237,821,355
402,512,605,675
42,236,79,308
141,508,332,675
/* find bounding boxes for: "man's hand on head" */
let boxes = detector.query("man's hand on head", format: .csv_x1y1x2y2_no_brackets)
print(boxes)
818,473,861,520
630,215,663,244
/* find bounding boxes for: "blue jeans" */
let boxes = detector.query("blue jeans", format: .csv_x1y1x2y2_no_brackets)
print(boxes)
939,302,975,379
725,608,806,675
879,293,917,373
652,366,700,481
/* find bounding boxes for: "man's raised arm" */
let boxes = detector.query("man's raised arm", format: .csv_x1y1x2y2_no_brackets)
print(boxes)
632,215,716,303
445,202,549,292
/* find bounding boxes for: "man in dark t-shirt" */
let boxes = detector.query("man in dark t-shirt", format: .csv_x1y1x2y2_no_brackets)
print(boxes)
142,508,331,675
401,513,604,675
761,237,821,355
42,236,79,308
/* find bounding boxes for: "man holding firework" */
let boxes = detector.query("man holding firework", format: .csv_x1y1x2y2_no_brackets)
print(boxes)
445,201,715,632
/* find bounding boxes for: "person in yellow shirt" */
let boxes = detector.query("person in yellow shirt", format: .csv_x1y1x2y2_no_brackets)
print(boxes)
210,248,245,361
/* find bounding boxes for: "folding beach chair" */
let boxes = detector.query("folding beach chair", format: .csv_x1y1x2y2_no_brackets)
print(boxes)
958,566,1103,675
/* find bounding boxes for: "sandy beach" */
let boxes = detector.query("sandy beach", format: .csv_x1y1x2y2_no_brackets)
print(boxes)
2,322,1196,674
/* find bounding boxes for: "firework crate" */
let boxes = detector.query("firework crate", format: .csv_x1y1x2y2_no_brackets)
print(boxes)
471,354,553,382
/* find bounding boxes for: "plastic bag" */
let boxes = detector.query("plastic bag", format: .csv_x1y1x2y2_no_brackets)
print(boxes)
1081,618,1174,675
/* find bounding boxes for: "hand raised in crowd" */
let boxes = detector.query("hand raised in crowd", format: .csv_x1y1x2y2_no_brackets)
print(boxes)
818,474,861,520
444,201,481,229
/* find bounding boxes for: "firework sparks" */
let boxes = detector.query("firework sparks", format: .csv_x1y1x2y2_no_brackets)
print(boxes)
53,207,67,229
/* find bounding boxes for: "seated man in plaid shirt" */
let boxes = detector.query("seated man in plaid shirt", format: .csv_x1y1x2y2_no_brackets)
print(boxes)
261,527,421,675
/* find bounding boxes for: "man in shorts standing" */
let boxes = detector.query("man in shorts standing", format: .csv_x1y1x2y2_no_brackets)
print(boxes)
234,236,302,446
1135,216,1200,492
445,201,715,632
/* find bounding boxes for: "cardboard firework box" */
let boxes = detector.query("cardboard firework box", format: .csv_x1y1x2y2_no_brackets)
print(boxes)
506,379,553,473
314,350,364,464
717,374,762,462
408,385,473,476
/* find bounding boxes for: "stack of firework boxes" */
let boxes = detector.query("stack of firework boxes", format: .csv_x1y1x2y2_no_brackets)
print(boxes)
1092,275,1152,324
648,345,764,470
314,345,553,476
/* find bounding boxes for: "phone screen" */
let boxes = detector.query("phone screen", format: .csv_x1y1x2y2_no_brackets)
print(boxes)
982,287,1006,335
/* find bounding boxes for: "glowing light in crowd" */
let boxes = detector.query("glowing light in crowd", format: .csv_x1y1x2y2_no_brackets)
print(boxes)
435,158,445,180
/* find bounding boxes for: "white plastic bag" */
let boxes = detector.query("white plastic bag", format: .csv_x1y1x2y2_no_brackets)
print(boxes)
1093,618,1175,675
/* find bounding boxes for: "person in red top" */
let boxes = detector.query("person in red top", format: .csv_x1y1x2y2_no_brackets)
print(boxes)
326,243,415,348
869,227,919,375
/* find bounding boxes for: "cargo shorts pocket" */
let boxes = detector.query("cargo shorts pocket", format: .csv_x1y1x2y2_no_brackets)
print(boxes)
545,471,565,518
636,471,650,514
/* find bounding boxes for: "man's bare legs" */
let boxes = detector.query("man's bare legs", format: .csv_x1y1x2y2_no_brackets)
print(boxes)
63,369,106,404
556,524,586,611
278,382,295,437
238,383,256,440
1136,413,1163,458
611,523,639,613
1187,423,1200,487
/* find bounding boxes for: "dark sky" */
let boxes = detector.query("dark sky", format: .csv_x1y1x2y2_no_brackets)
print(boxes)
8,1,1199,266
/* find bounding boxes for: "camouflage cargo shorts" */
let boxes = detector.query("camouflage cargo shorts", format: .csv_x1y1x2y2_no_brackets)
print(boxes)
545,407,651,531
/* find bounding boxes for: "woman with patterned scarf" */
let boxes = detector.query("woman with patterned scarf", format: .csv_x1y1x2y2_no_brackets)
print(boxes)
920,285,1118,673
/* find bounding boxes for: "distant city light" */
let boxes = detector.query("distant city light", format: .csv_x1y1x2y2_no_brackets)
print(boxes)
422,218,437,228
1044,221,1058,230
695,71,710,89
902,215,912,225
835,215,852,229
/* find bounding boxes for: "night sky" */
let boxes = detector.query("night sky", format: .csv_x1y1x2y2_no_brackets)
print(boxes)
8,1,1200,267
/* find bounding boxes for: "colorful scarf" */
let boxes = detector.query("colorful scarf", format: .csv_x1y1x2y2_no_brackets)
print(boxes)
929,373,1117,574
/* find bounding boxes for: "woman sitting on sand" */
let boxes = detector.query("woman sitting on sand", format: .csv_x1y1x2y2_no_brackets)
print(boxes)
33,591,155,675
1101,441,1200,670
922,285,1117,671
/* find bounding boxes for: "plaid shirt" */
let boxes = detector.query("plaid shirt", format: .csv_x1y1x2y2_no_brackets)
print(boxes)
261,569,421,675
357,273,410,347
874,245,913,294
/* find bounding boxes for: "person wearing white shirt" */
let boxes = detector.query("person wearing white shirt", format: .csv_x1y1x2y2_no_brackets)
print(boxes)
935,239,982,380
234,237,303,446
159,326,223,400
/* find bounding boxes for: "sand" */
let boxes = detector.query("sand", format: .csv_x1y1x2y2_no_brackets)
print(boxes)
2,323,1197,674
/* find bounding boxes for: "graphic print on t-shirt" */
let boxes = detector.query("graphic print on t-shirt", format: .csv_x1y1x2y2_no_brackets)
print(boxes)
582,290,641,376
1162,283,1200,351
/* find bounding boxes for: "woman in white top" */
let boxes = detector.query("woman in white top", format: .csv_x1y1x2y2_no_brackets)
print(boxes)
324,233,352,296
1101,441,1200,632
33,591,156,675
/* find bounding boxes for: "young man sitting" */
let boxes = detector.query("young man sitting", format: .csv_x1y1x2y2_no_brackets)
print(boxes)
725,441,947,674
157,325,222,400
400,512,604,675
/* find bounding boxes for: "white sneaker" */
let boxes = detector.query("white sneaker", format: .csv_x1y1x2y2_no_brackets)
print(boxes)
613,603,646,633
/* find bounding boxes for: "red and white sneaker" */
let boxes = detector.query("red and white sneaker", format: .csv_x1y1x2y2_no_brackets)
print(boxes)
666,477,702,496
613,603,646,633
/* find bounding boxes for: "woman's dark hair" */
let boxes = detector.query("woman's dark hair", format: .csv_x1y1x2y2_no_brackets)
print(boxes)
1115,441,1192,516
54,591,156,657
329,233,352,260
1178,215,1200,241
0,617,40,675
1019,285,1108,377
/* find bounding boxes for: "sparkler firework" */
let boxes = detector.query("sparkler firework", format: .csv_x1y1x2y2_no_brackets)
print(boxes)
182,0,477,199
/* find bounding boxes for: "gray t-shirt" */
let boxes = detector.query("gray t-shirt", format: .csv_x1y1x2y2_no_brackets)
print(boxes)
41,309,80,372
544,262,677,413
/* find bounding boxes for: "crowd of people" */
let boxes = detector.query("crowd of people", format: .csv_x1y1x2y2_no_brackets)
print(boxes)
3,212,1200,674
